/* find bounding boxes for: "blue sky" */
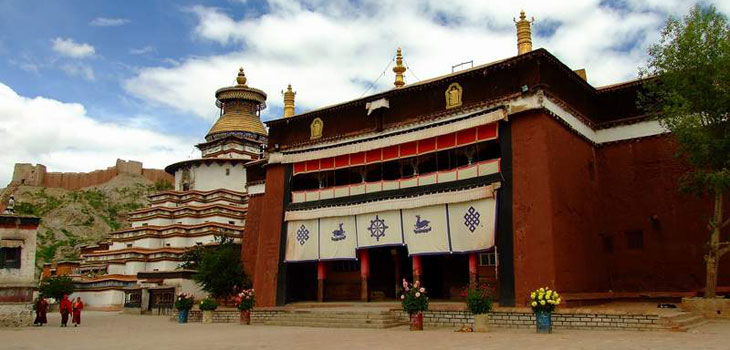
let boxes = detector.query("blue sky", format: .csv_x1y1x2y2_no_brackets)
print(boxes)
0,0,727,186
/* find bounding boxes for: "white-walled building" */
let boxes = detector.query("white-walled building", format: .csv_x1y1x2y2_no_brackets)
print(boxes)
72,69,269,311
0,214,40,327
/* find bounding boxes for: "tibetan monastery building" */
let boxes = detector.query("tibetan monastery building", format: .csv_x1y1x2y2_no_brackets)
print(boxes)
242,12,730,307
72,69,268,310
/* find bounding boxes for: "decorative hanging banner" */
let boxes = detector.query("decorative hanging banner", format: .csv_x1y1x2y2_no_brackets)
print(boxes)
402,204,450,255
447,198,496,253
319,216,358,260
356,210,403,248
285,219,320,262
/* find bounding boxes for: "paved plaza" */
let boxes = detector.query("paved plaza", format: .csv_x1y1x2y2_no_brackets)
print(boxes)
1,311,729,350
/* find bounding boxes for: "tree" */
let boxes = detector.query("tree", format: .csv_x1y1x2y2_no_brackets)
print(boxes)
639,4,730,298
180,236,250,298
39,276,75,301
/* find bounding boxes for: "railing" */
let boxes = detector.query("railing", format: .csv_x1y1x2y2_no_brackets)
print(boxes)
292,158,500,204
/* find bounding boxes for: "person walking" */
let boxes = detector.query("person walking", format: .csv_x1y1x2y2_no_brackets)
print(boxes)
71,297,84,327
33,297,48,326
59,295,72,327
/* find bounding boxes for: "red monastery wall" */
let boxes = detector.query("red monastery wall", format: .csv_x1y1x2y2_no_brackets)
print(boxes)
252,165,287,307
241,193,264,280
10,159,173,191
597,135,730,292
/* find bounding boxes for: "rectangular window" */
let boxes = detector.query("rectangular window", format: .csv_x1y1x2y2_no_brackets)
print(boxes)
126,243,133,248
625,230,644,250
225,168,230,176
228,221,235,225
0,247,22,269
478,252,497,266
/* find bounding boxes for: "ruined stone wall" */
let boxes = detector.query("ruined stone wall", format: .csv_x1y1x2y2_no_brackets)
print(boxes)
9,159,173,190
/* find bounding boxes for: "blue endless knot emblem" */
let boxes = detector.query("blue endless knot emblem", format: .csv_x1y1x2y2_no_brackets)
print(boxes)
296,225,310,245
413,215,432,234
463,206,481,233
331,223,346,241
368,215,389,241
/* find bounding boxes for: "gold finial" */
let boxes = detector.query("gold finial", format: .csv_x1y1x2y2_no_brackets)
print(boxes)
236,67,247,86
283,84,296,118
393,47,406,88
514,10,535,55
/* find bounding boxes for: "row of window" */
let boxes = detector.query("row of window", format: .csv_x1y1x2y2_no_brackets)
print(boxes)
291,141,500,192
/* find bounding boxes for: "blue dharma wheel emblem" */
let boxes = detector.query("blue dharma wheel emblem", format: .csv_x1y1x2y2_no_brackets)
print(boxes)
368,215,389,241
463,206,481,233
296,225,310,245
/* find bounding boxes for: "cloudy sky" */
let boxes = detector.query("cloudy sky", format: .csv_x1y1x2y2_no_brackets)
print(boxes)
0,0,727,186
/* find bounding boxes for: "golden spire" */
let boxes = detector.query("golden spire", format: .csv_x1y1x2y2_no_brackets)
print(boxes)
236,67,247,86
283,84,296,118
514,10,535,55
393,48,406,88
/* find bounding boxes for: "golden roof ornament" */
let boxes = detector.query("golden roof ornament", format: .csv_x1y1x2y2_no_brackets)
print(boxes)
514,10,535,55
393,48,406,88
236,67,247,86
283,84,296,118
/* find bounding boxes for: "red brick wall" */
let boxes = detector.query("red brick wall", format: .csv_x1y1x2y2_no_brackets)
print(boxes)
597,135,730,292
251,165,287,306
241,193,263,281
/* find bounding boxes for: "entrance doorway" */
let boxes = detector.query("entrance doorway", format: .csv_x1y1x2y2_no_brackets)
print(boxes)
420,254,469,300
367,246,411,300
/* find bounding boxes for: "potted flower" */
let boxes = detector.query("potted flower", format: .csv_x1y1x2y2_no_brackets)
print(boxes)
466,283,494,332
236,289,255,325
400,279,428,331
529,287,561,334
174,293,194,324
199,296,218,324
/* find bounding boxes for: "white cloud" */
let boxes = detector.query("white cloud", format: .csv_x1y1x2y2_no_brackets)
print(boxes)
52,37,95,58
130,46,155,55
125,0,728,122
0,83,194,187
90,17,130,27
60,63,95,81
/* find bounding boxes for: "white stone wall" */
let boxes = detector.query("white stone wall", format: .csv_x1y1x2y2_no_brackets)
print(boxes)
175,162,247,192
131,216,243,228
107,263,125,275
71,290,125,308
0,226,37,286
0,303,33,327
109,234,219,250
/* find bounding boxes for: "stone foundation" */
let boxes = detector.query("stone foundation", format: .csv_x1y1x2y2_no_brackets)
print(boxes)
681,297,730,319
0,303,33,327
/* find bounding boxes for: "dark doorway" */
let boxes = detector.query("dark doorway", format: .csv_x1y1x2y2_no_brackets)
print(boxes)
368,246,412,300
285,262,317,302
421,254,469,300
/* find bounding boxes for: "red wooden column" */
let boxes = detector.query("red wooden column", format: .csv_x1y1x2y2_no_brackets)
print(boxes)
412,255,422,284
469,253,478,288
359,250,370,302
317,261,326,302
392,249,401,296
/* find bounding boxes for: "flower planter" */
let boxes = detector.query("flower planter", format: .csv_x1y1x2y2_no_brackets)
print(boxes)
177,309,189,324
473,313,489,332
535,311,552,334
409,312,424,331
240,310,251,325
202,310,214,324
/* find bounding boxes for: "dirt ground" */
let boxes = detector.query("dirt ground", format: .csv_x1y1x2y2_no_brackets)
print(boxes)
2,311,729,350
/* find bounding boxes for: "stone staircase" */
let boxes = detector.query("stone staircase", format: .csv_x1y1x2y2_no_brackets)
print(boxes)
262,309,408,329
661,312,708,331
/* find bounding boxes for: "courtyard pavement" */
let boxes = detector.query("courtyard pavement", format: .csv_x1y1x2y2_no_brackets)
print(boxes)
1,311,729,350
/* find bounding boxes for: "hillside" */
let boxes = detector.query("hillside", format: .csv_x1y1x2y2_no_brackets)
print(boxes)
0,174,172,268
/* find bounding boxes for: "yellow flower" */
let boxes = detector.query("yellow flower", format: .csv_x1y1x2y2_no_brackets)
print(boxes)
556,298,562,304
546,291,552,298
540,300,546,306
530,292,536,299
547,300,554,304
554,292,559,298
531,301,537,307
538,293,544,300
539,288,545,293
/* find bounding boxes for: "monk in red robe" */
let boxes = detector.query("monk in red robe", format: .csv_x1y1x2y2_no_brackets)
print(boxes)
33,297,48,326
72,297,84,327
59,295,72,327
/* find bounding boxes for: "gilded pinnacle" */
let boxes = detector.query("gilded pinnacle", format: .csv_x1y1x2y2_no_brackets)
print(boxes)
393,47,406,88
514,10,534,55
236,67,247,86
283,84,296,118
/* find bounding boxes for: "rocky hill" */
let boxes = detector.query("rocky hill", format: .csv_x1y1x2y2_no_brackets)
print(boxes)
0,174,172,268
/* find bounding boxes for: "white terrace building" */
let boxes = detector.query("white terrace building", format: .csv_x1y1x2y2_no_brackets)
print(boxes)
72,69,269,311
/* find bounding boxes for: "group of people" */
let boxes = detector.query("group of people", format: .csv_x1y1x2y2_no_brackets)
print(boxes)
33,295,84,327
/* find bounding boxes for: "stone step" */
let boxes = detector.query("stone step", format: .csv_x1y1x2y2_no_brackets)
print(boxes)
272,312,398,320
263,320,407,329
268,315,402,324
661,312,707,331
